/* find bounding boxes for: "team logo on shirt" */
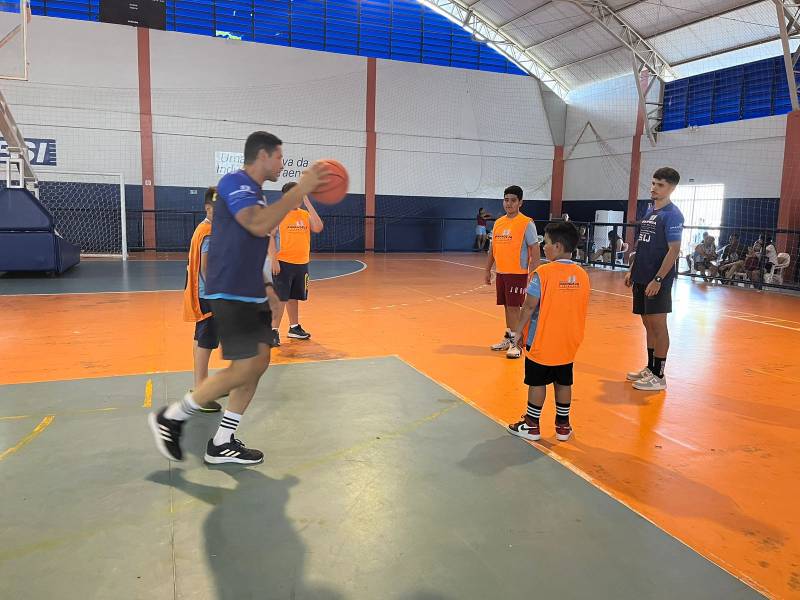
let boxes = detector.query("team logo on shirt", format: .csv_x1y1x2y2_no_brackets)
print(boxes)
559,275,580,289
287,220,307,231
494,228,513,242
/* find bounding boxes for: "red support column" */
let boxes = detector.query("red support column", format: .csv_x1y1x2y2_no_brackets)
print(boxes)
550,145,564,219
626,71,648,251
137,28,156,251
364,58,377,252
776,110,800,279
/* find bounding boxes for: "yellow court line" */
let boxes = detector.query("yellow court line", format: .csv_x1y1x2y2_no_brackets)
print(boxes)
143,378,153,408
0,407,119,422
0,415,55,462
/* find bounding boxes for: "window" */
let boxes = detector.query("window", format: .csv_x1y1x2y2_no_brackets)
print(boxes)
670,184,725,257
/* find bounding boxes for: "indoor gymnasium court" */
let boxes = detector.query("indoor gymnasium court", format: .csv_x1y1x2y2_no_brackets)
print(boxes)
0,1,799,599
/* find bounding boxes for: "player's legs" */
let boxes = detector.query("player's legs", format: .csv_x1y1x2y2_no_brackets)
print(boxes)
193,341,212,388
287,299,299,324
504,304,520,332
553,382,573,441
633,313,669,391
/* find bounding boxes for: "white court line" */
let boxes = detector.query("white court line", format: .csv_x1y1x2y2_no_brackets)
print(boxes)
393,355,766,597
0,260,367,297
394,257,632,299
610,409,703,452
311,260,367,282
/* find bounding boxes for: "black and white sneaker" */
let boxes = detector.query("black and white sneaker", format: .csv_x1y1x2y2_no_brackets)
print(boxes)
287,324,311,340
204,436,264,465
148,407,185,461
270,328,281,347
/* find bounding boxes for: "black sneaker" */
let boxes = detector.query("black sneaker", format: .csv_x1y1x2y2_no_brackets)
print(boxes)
270,328,281,347
287,324,311,340
198,401,223,414
148,407,185,461
188,390,223,413
204,436,264,465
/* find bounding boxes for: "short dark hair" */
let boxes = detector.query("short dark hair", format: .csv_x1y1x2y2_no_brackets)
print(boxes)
545,221,580,253
504,185,523,201
244,131,282,164
281,181,297,194
652,167,680,185
204,186,217,206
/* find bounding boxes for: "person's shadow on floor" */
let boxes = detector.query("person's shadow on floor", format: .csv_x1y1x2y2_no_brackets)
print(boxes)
148,468,344,600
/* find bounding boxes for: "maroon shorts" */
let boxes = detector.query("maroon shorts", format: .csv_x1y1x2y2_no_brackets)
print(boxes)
496,273,528,307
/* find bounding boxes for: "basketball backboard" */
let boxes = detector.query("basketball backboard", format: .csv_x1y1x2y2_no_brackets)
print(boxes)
0,0,29,81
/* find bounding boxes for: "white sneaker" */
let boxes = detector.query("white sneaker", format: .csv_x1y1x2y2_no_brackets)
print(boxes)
491,334,513,351
506,344,521,359
633,373,666,391
627,367,652,382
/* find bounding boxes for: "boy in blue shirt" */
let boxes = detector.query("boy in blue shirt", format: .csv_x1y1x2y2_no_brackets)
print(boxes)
625,167,684,392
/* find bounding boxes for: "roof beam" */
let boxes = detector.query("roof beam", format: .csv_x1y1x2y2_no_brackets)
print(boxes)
773,0,800,111
555,0,676,81
496,1,555,31
645,0,766,39
417,0,572,98
525,0,639,50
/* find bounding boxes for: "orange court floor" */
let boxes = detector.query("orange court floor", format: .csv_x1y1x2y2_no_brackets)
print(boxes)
1,252,799,599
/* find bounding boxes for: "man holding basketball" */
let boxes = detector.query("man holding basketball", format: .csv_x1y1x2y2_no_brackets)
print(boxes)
149,131,329,464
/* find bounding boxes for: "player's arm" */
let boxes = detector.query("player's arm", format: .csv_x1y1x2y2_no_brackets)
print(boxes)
484,241,495,285
525,222,541,273
645,215,683,297
200,238,210,280
234,162,329,238
268,228,280,275
514,277,541,347
303,196,324,233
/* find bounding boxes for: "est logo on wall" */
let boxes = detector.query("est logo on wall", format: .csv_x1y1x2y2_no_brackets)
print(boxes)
0,138,57,166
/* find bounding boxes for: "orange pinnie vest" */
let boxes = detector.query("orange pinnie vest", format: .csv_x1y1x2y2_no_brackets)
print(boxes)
524,261,590,366
492,214,533,275
183,219,213,322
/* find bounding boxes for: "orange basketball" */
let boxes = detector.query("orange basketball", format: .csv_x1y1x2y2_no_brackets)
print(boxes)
311,159,349,205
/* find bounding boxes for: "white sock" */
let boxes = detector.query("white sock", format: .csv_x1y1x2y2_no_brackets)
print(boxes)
213,410,242,446
290,323,299,328
165,392,201,421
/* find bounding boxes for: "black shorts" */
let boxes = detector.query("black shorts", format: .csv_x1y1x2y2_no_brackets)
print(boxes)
632,281,672,315
274,261,309,302
208,299,275,360
194,316,219,350
524,358,573,387
193,299,219,349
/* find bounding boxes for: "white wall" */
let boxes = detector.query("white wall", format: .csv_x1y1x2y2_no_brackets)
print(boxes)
2,15,552,200
149,30,367,192
563,74,639,201
563,74,787,202
1,16,142,183
376,60,554,199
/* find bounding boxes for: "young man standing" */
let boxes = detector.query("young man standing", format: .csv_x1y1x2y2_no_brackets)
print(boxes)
149,131,328,464
484,185,540,359
270,181,324,344
625,167,684,391
181,187,222,413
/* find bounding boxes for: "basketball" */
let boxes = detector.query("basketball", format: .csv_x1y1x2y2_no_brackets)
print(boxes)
311,159,349,204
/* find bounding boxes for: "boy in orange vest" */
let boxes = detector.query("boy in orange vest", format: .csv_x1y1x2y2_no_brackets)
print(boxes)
182,187,222,413
508,221,590,442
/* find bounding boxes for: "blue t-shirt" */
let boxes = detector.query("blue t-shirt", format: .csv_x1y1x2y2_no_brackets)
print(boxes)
631,203,684,285
203,170,268,302
198,234,210,298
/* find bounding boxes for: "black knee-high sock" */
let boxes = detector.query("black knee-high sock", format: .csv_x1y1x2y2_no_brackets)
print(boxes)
647,347,654,370
653,356,665,378
555,402,571,425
